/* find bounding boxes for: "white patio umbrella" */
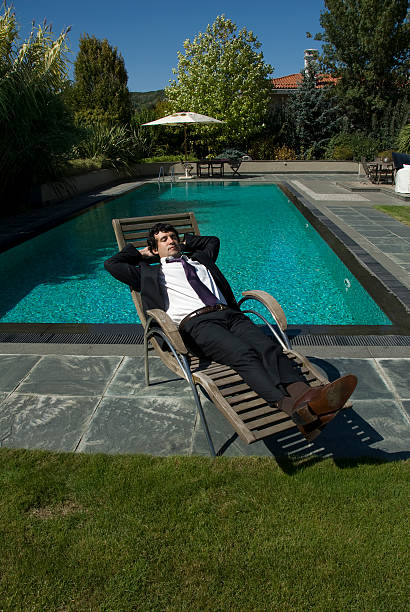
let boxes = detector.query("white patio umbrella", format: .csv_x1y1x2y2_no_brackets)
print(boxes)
142,112,224,173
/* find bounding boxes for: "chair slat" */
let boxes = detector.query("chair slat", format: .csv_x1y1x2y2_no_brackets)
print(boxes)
234,397,267,412
240,405,279,420
211,374,242,386
227,390,259,404
206,368,238,380
122,224,195,238
247,411,291,430
220,383,251,397
252,419,296,440
117,212,196,225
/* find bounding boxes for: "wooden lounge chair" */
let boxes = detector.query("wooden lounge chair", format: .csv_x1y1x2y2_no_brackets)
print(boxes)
111,212,338,456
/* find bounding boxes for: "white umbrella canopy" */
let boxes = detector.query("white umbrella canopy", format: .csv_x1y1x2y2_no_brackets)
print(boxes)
142,111,224,161
142,111,224,126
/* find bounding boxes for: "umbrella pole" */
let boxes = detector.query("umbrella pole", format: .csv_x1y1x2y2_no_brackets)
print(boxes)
181,125,193,179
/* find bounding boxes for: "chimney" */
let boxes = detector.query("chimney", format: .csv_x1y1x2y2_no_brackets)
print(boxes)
304,49,318,70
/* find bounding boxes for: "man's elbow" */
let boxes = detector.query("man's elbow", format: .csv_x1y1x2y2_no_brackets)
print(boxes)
104,259,113,273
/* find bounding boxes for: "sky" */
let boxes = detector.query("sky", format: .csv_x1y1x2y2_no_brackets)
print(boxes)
11,0,326,92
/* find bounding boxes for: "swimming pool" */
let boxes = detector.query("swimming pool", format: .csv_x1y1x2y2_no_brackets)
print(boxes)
0,182,391,325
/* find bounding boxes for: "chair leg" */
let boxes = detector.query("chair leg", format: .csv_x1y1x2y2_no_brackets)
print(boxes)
143,327,217,457
181,355,216,457
144,331,150,386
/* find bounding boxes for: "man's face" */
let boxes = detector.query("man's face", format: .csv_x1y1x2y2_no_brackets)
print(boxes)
152,230,181,259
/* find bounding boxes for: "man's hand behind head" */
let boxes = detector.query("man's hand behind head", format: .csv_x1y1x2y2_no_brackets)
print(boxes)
139,246,159,261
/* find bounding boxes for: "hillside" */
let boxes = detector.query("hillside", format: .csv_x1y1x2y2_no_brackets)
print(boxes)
130,89,165,110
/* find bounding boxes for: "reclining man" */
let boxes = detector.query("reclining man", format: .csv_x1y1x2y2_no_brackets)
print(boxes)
104,222,357,440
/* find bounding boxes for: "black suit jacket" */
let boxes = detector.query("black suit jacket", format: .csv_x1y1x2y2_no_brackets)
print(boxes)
104,234,238,317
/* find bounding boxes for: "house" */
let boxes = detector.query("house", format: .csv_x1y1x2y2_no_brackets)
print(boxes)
271,49,338,106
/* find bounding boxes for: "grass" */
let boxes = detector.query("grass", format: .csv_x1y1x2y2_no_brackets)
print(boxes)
0,449,408,611
374,205,410,226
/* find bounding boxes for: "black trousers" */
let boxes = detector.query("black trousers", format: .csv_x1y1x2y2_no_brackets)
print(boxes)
182,308,305,405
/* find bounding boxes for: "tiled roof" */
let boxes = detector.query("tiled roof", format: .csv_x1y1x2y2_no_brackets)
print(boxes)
271,73,338,90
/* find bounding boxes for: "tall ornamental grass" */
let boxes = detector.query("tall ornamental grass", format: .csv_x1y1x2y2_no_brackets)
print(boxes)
72,122,144,171
0,6,79,212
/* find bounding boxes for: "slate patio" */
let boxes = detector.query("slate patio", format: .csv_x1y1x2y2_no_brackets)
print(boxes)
0,351,409,460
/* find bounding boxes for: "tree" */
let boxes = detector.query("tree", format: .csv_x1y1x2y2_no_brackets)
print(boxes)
314,0,410,131
165,15,273,152
69,34,131,125
286,62,342,158
0,5,78,210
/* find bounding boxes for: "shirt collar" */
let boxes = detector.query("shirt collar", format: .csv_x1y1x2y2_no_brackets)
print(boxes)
161,254,187,264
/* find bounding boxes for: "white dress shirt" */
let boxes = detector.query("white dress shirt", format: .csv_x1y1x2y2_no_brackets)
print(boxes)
159,256,226,324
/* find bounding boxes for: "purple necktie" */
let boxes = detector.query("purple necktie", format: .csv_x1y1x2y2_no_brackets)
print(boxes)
166,257,220,306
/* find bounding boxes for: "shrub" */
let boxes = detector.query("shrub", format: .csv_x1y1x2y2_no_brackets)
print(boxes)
377,150,393,162
396,124,410,154
216,149,247,159
325,132,386,161
332,145,354,160
273,145,297,160
248,137,277,160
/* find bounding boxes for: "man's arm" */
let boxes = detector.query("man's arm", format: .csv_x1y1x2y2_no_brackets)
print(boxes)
104,244,158,290
182,235,220,262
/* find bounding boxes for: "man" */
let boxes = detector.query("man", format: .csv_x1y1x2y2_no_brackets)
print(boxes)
105,222,357,440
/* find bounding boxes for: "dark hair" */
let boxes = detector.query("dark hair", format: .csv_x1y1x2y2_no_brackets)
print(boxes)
147,223,180,252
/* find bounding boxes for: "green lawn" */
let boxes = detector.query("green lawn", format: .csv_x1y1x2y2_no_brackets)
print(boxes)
374,205,410,226
0,449,408,611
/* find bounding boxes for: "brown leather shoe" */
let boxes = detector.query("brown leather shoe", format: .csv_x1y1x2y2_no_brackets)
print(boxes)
292,375,357,423
291,375,357,442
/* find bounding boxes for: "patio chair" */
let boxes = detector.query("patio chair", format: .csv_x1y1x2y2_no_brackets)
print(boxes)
361,158,378,183
111,212,341,456
196,160,210,177
228,158,242,177
374,157,394,184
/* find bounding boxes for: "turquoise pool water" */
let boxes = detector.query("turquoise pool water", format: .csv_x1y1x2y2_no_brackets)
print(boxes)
0,182,391,325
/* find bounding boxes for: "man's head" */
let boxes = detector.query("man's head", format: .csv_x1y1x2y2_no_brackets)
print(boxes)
147,223,181,259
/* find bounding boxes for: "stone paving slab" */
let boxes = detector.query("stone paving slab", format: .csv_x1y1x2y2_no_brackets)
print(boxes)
105,356,191,397
16,355,122,396
377,359,410,399
0,355,42,390
77,396,197,455
305,356,395,401
402,401,410,420
0,393,99,451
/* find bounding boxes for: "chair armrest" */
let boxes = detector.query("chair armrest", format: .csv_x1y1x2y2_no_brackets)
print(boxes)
146,309,188,354
240,290,288,331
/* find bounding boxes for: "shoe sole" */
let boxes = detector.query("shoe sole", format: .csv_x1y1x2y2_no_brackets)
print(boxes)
309,374,358,415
